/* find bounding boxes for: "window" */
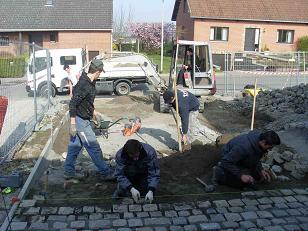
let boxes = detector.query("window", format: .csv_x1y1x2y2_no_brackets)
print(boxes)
30,57,53,73
60,56,76,65
50,32,58,42
210,27,229,41
0,36,9,46
277,30,294,44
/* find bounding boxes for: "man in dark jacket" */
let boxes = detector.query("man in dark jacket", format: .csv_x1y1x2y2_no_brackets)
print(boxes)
213,130,280,189
114,139,160,203
163,89,218,146
64,59,114,180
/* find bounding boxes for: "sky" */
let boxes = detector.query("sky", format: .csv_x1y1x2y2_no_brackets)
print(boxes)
113,0,176,23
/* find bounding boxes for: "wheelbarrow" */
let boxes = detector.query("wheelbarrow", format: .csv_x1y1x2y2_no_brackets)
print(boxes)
91,117,127,139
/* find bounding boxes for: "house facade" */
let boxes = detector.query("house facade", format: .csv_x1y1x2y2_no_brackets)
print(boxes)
172,0,308,53
0,0,113,60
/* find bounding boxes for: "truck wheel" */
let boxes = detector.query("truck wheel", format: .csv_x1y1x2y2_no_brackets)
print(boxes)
198,97,205,113
115,82,131,96
39,84,56,98
159,95,170,113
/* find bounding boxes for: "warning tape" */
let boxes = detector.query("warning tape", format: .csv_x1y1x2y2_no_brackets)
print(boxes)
235,71,308,76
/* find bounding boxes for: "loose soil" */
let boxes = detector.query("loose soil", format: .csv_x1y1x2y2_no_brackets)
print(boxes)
29,94,308,207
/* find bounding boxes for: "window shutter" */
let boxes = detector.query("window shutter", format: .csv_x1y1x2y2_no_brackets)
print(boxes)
222,28,228,41
210,28,214,40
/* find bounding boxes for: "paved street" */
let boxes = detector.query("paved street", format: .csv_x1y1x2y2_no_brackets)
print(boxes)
7,188,308,230
215,72,308,94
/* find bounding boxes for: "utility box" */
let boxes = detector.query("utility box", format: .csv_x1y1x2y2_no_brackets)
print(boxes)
0,171,23,188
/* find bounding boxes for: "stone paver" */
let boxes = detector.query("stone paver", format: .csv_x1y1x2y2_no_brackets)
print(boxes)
11,187,308,231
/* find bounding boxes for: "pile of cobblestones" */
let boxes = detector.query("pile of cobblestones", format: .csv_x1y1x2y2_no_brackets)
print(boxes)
238,83,308,116
6,188,308,231
263,148,308,181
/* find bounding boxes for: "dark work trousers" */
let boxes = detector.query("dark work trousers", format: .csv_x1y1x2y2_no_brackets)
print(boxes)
215,166,261,189
118,165,149,197
177,69,189,87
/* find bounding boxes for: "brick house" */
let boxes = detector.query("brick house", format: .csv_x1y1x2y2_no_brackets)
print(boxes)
0,0,112,60
172,0,308,53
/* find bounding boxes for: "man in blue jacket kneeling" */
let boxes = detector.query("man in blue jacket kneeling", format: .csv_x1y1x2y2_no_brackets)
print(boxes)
213,130,280,189
114,139,160,203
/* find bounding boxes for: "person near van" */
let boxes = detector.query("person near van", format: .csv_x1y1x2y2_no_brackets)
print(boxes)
114,139,160,203
63,64,80,97
212,130,281,189
64,59,114,181
163,89,217,147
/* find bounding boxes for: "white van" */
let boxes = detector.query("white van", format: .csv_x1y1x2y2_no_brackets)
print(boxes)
26,48,86,96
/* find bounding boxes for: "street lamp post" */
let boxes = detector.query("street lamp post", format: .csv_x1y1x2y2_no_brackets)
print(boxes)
160,0,164,73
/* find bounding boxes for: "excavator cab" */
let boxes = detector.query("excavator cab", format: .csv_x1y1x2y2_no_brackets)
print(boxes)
169,40,215,93
161,40,216,112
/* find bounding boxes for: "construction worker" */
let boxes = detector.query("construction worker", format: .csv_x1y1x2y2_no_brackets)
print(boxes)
213,130,281,189
177,48,194,87
114,139,160,203
63,64,80,97
64,59,114,181
163,89,217,147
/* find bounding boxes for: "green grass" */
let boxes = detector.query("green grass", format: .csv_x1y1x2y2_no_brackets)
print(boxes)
144,54,171,74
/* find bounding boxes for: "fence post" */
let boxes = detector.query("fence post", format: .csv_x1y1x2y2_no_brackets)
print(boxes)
304,51,306,72
224,52,227,94
32,43,38,129
46,49,52,108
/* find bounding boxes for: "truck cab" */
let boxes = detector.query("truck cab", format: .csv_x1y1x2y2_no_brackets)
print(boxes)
26,48,85,97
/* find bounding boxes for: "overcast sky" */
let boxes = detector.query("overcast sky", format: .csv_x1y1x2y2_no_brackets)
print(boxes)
113,0,176,23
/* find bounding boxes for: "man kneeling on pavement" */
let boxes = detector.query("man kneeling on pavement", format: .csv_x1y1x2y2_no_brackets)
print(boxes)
213,130,280,189
114,139,160,203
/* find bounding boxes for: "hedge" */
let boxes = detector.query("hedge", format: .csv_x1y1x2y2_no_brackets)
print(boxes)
0,57,26,78
297,36,308,51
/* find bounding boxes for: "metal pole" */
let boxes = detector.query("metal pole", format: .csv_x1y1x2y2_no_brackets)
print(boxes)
251,77,258,130
137,39,140,53
296,51,300,85
233,78,236,97
226,52,229,94
224,52,227,94
160,0,164,73
46,49,52,108
304,51,306,72
32,43,38,129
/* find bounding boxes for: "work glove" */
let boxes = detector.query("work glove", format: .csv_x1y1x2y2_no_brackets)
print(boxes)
145,190,154,203
130,187,140,203
70,123,77,137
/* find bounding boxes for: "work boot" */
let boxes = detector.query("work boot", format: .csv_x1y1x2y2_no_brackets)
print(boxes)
64,172,86,180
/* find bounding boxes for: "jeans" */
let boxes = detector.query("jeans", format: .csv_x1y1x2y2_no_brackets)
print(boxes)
64,116,111,176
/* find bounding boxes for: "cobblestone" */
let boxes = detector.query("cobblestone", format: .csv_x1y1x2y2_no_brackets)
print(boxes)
256,218,271,228
165,210,178,217
129,204,142,212
178,210,190,217
29,222,48,230
9,222,26,231
221,221,239,229
224,213,242,222
183,224,198,231
11,188,308,230
19,199,36,208
199,222,221,230
128,218,143,227
240,221,256,229
70,220,85,229
172,217,188,225
187,215,208,224
143,204,158,212
240,211,258,220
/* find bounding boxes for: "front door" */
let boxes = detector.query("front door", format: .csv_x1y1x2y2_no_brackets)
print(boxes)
244,28,260,51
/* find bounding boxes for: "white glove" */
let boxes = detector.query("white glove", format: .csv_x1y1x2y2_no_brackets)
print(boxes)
145,190,154,203
130,187,140,203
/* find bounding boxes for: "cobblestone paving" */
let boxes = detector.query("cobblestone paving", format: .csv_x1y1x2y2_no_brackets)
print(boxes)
6,188,308,230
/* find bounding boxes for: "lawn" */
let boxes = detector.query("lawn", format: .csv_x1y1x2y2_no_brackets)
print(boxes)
144,54,172,74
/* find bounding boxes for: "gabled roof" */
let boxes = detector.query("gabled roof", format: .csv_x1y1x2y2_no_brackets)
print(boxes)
172,0,308,24
0,0,113,32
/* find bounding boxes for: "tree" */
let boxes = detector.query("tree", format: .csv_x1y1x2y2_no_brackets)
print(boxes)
129,23,175,52
113,6,134,51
